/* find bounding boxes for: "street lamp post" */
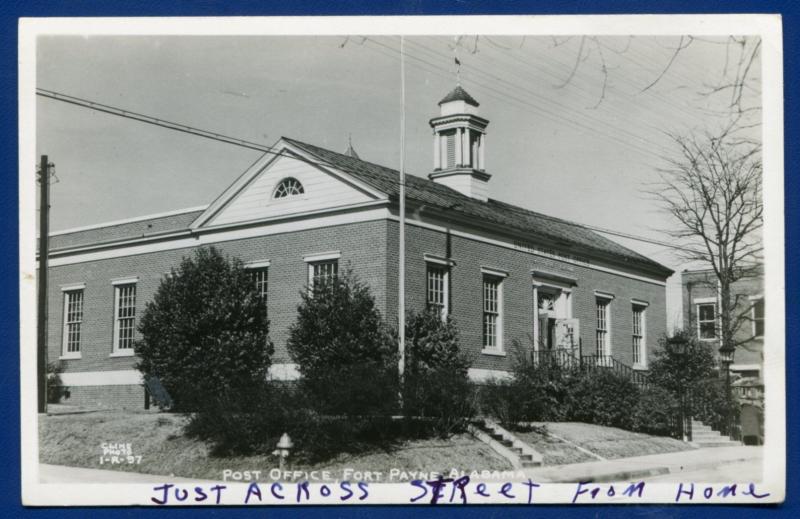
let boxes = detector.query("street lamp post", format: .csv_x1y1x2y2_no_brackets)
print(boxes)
670,336,692,442
718,343,736,437
681,339,692,442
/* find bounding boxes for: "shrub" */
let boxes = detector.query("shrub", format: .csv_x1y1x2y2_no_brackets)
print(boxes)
287,269,398,417
648,331,738,433
648,331,717,396
478,378,527,426
46,361,67,404
691,377,740,434
135,247,273,411
479,342,577,426
186,385,440,461
630,385,679,436
566,369,641,430
184,384,299,456
403,308,475,435
509,343,576,422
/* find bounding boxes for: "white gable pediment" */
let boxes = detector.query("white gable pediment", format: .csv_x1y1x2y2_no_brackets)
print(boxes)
194,141,386,228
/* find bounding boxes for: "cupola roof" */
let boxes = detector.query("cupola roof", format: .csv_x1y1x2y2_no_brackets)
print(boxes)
437,85,479,107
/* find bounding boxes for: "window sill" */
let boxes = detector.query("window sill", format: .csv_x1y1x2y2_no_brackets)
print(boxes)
632,364,648,371
59,354,81,360
109,351,136,358
481,348,506,357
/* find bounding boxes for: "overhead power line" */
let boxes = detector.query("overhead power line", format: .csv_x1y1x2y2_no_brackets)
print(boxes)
362,37,670,161
37,88,273,153
578,223,698,253
36,88,379,176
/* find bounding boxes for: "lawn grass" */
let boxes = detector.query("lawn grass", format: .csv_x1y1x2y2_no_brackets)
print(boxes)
39,410,511,481
518,422,695,464
512,426,597,465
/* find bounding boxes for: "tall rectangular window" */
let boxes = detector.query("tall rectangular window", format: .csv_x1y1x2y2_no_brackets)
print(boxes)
62,290,84,356
113,283,137,352
252,268,269,301
596,298,610,356
697,302,716,340
632,305,645,366
752,298,765,337
482,275,503,350
426,264,448,320
310,260,338,290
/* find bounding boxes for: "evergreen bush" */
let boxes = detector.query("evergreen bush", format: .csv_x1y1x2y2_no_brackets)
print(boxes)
287,269,398,417
403,308,475,435
135,247,273,411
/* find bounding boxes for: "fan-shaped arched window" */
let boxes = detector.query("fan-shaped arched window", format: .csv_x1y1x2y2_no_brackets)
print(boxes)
273,177,305,198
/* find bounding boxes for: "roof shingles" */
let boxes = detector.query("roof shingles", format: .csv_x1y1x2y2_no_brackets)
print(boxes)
49,210,203,251
284,137,672,277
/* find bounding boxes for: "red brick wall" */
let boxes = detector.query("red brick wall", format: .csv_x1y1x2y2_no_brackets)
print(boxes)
385,221,668,373
61,385,146,410
46,215,669,409
47,220,390,379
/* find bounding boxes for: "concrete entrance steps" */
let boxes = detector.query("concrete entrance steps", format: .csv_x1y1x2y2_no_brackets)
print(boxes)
469,418,543,469
690,419,741,447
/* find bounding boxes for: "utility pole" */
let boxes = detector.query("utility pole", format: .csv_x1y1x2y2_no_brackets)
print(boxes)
398,36,407,411
37,155,52,414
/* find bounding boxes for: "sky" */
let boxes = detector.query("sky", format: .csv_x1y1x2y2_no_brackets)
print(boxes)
34,34,762,328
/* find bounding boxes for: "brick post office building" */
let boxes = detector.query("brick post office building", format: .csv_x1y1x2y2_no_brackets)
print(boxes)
43,87,673,409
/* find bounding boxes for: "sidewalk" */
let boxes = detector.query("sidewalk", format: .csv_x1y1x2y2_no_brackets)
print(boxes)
523,446,763,483
38,464,215,484
40,445,762,485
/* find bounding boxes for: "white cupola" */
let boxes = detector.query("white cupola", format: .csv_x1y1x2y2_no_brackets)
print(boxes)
429,85,490,201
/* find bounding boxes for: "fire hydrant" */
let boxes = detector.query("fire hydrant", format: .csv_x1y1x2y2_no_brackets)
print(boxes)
272,432,293,471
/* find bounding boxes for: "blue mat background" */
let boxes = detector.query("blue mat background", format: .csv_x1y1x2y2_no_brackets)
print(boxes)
0,1,795,516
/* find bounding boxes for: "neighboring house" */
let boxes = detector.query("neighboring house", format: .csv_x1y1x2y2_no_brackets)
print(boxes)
41,86,673,409
680,267,764,380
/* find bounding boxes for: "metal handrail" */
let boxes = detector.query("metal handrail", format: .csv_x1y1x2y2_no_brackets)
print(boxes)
580,354,650,387
528,349,651,388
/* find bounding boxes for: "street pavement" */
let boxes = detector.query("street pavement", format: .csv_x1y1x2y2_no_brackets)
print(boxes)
643,458,763,483
523,446,763,483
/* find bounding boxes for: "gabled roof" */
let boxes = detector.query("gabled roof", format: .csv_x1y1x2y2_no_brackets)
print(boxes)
283,137,673,278
46,136,672,279
438,85,479,107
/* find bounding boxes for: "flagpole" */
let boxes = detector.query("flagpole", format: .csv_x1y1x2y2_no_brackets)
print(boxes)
398,36,407,411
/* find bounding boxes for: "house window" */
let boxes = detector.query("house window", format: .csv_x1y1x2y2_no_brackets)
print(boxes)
252,268,269,301
752,298,764,338
251,268,268,299
273,177,305,198
62,290,84,356
632,305,646,366
309,260,338,289
596,298,610,356
482,275,503,350
426,264,449,320
697,303,716,340
113,283,137,352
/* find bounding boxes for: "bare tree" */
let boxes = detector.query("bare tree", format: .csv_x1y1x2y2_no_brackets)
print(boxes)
652,127,763,353
452,35,761,113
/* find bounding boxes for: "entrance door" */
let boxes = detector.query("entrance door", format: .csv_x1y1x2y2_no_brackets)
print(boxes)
537,314,555,350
